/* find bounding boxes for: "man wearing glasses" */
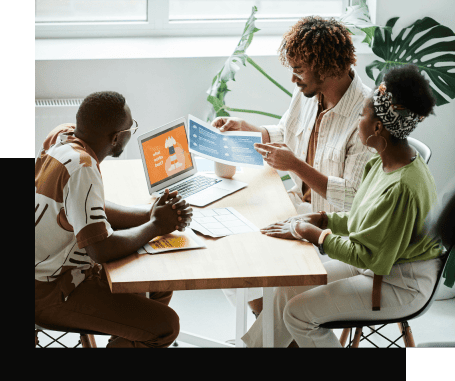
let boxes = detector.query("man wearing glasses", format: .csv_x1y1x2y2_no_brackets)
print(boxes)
35,91,192,347
212,17,373,319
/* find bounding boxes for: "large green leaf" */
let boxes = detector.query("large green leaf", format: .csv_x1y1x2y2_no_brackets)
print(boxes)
366,17,455,106
338,0,388,47
206,6,260,121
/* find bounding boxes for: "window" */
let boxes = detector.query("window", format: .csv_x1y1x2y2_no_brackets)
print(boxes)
35,0,148,23
35,0,349,39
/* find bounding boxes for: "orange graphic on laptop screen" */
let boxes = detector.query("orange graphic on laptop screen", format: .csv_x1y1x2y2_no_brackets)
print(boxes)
142,124,193,185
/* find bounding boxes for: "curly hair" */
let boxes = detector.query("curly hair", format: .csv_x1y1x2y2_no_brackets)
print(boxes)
278,16,356,81
76,91,127,134
381,64,436,118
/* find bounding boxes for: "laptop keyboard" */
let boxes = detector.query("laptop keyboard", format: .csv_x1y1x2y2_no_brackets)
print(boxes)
157,176,222,199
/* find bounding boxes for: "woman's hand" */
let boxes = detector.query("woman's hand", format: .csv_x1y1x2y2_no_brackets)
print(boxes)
282,213,322,227
260,219,324,244
260,221,296,240
294,222,323,245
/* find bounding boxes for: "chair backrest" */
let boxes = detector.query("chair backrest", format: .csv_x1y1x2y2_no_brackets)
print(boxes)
407,247,453,321
408,137,431,164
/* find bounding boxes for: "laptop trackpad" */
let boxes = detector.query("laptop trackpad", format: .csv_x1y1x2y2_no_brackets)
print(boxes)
215,179,246,191
188,187,228,206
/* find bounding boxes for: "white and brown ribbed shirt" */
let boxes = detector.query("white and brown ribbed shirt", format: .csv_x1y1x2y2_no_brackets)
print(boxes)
35,124,113,301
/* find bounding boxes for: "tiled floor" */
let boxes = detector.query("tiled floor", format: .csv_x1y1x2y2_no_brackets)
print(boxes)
35,288,455,348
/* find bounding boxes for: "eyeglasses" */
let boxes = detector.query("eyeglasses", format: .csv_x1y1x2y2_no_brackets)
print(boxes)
116,119,139,135
287,66,304,81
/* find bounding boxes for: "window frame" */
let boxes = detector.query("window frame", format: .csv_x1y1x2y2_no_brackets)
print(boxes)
35,0,351,39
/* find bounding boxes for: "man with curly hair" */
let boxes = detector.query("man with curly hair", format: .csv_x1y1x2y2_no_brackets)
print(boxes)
212,16,373,318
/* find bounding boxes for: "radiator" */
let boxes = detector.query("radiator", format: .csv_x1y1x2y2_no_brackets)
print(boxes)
35,98,127,160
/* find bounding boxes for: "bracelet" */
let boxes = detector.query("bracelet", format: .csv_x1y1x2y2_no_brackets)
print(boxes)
318,228,332,255
290,217,304,240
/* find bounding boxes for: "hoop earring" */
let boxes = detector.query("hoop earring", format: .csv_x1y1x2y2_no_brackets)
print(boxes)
366,135,387,154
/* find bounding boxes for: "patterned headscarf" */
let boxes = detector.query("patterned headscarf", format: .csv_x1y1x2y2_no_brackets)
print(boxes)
372,82,426,139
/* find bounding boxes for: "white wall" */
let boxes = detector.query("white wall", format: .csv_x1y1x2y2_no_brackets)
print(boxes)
35,0,455,195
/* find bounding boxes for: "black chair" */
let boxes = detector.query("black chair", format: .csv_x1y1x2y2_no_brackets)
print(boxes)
35,323,109,348
320,178,455,348
320,251,451,348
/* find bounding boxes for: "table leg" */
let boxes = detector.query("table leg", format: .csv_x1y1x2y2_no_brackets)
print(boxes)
263,287,274,347
235,288,248,347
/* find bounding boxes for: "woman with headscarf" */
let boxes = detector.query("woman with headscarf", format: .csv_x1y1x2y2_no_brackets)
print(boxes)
242,64,445,347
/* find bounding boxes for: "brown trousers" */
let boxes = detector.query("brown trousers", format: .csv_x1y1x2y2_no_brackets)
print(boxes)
35,268,179,348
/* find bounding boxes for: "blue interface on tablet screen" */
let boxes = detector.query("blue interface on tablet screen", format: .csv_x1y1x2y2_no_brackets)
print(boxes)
189,118,264,167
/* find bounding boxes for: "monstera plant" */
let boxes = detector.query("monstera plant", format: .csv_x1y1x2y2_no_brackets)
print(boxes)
366,17,455,106
206,1,383,122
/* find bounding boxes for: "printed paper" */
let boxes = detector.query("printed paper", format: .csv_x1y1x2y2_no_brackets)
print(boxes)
188,114,264,168
138,228,206,254
189,207,259,238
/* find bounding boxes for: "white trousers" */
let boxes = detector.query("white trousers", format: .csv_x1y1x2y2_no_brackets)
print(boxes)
242,257,442,347
222,287,263,307
287,190,312,215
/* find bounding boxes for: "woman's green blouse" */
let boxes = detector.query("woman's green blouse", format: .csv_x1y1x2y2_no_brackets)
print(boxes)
324,153,442,276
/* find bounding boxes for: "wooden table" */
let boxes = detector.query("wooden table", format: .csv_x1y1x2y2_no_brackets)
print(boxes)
101,159,327,347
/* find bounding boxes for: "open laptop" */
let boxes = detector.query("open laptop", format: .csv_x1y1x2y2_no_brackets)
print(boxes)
137,116,247,206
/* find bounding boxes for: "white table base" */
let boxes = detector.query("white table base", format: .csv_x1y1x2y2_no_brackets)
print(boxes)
175,287,274,348
262,287,274,347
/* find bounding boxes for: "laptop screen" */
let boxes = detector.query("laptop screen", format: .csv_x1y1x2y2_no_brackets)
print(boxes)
141,122,194,188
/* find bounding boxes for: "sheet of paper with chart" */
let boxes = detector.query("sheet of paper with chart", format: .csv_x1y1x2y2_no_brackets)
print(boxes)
189,207,259,238
137,228,206,255
188,114,264,168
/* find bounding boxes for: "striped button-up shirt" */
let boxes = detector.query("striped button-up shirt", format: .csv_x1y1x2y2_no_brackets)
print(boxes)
263,68,373,213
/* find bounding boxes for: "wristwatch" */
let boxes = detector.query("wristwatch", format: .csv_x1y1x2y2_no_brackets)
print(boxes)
318,229,332,255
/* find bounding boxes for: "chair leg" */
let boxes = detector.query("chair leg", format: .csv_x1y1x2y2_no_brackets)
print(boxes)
88,334,98,348
398,322,416,348
339,328,351,347
80,334,97,348
352,327,363,348
35,329,40,348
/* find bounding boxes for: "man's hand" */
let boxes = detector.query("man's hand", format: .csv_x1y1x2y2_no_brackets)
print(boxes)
254,142,298,172
211,117,246,132
260,221,296,240
150,190,178,218
151,189,193,235
212,117,271,144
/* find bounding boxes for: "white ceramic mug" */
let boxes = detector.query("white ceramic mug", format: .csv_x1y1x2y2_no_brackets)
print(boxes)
214,161,236,178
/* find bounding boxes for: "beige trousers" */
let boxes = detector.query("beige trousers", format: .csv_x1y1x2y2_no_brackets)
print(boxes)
242,257,442,347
